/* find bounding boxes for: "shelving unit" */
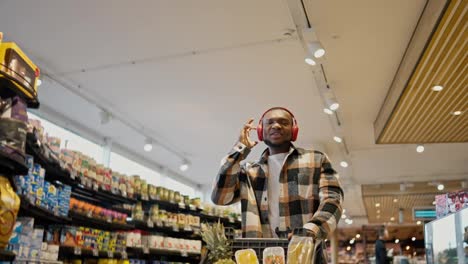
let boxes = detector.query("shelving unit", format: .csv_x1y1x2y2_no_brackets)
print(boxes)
130,220,201,239
58,246,126,260
126,247,200,264
19,196,72,225
68,211,135,231
0,249,16,262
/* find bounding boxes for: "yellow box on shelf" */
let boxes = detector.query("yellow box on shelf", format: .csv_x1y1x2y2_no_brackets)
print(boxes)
0,33,40,108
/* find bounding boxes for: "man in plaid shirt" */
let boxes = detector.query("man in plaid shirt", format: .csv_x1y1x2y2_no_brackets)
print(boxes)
212,107,343,262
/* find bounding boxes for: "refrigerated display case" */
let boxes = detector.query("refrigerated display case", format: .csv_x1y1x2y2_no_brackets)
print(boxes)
424,207,467,264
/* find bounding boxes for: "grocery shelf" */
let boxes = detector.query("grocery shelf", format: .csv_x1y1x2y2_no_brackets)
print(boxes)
68,211,135,231
19,196,72,225
141,198,202,214
0,248,16,262
126,247,200,263
71,183,137,206
0,148,28,176
130,220,201,239
14,259,63,264
199,213,241,228
58,247,126,260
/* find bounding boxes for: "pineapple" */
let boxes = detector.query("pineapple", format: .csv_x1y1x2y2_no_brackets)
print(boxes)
201,221,236,264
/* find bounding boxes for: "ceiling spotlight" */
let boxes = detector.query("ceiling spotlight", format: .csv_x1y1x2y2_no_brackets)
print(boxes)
393,198,398,203
346,246,351,251
356,234,361,239
432,201,436,205
328,99,340,111
308,41,326,58
390,217,395,221
350,239,355,245
437,184,444,191
305,57,316,66
395,239,400,244
340,161,349,168
323,108,334,115
417,221,422,225
452,110,462,116
431,85,443,92
37,79,42,86
345,219,353,225
412,237,416,241
416,145,425,153
342,214,347,219
179,160,190,172
333,136,343,143
143,138,153,152
375,203,380,207
406,246,410,250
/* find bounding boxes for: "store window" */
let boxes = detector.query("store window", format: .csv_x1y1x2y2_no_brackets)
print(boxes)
110,151,197,197
28,112,104,164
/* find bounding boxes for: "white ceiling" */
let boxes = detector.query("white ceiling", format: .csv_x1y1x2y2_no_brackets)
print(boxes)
1,0,467,225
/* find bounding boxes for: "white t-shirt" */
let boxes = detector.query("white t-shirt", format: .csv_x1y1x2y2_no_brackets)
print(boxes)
267,152,288,237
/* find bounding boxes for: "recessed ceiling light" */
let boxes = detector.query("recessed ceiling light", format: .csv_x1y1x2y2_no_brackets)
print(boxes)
395,239,400,244
305,58,316,66
314,48,326,58
323,108,334,115
431,85,443,91
375,203,380,207
406,246,410,250
350,239,355,245
417,221,422,225
329,102,340,111
412,237,416,241
340,161,349,168
452,110,462,116
390,217,395,221
432,201,436,205
346,246,351,251
333,136,343,143
416,145,425,153
356,234,361,239
180,161,190,172
393,198,398,203
144,139,153,152
437,184,444,191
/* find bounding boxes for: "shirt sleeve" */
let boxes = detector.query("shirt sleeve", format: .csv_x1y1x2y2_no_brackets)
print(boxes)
303,153,344,240
211,142,251,205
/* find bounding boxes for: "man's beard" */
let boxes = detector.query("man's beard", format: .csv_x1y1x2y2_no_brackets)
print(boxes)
264,139,290,149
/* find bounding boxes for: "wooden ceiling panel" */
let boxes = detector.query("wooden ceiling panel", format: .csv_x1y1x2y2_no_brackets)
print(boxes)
377,0,467,144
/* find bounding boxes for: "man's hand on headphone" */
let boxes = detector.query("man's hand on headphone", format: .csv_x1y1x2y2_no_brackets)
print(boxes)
239,118,258,149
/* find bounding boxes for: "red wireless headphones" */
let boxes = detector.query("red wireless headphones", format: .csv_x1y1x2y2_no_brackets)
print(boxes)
257,107,299,142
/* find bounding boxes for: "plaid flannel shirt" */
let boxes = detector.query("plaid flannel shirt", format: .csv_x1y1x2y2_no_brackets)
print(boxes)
212,142,343,239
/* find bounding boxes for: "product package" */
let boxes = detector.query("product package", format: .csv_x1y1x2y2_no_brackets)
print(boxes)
263,247,285,264
235,249,259,264
287,235,316,264
0,175,21,249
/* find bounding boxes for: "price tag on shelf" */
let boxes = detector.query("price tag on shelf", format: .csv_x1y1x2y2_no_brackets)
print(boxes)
178,203,186,209
181,251,188,257
189,205,196,211
74,247,82,255
108,251,113,258
107,218,112,223
121,251,128,259
183,226,192,232
92,248,99,257
172,224,179,232
229,217,235,223
70,172,76,180
156,220,163,227
93,183,99,191
87,211,92,218
143,247,150,254
147,220,154,228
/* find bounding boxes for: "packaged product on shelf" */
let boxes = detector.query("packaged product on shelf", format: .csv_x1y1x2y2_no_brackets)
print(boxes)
263,247,285,264
132,175,141,197
126,178,135,199
132,202,145,221
149,204,159,222
119,173,128,197
235,249,259,264
0,175,21,249
148,185,157,200
46,136,61,157
140,179,149,201
103,168,112,192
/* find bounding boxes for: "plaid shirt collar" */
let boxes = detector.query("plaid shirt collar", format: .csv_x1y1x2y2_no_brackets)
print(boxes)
258,143,299,164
